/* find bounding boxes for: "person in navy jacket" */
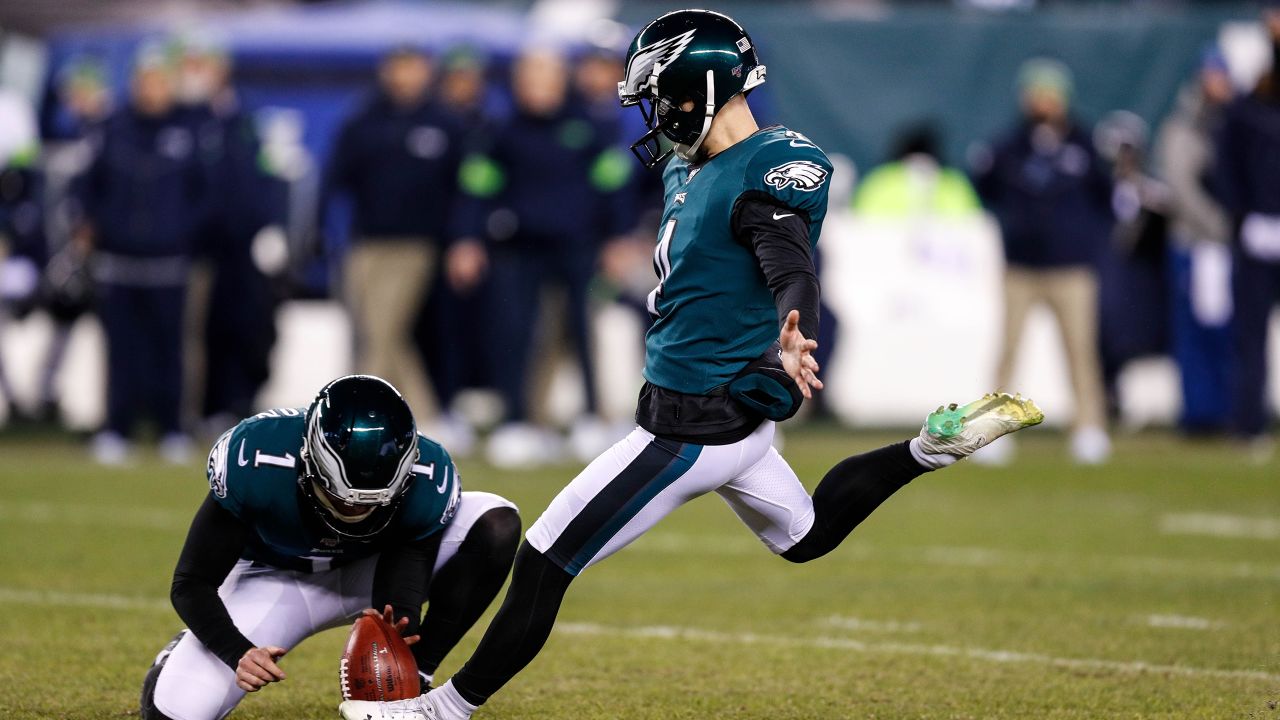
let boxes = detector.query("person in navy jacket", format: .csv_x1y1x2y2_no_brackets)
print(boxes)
971,58,1114,465
447,48,634,467
1214,8,1280,446
323,46,467,434
79,44,209,465
175,34,285,431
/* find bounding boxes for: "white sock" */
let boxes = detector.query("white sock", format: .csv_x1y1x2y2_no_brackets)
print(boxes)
909,436,958,470
429,680,480,719
419,671,434,690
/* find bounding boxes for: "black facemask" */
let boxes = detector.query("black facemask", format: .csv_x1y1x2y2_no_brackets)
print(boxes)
629,96,676,169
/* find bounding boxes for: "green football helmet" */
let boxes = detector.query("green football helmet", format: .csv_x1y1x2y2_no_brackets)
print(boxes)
618,8,766,168
299,375,419,539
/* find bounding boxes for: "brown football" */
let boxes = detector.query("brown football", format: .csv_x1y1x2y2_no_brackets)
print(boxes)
340,614,419,701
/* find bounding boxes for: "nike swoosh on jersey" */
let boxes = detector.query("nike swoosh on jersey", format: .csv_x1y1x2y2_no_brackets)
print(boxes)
772,211,795,220
237,439,248,467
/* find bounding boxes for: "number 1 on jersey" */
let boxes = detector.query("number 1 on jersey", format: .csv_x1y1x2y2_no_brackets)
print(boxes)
647,218,677,316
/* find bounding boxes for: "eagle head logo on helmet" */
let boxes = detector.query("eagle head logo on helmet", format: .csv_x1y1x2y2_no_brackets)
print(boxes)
620,28,697,101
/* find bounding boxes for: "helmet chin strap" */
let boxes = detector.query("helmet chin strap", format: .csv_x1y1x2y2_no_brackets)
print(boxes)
675,70,716,161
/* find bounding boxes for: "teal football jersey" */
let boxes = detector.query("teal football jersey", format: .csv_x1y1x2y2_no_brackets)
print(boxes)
205,408,462,570
644,126,832,394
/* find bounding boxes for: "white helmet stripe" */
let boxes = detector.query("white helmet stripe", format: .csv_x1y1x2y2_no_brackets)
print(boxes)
387,441,418,497
621,28,696,100
314,433,349,491
308,401,352,492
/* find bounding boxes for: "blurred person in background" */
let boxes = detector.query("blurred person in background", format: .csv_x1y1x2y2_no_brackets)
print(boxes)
971,58,1113,464
78,43,209,464
44,56,113,141
421,47,491,449
854,124,981,217
850,124,983,420
438,47,490,127
449,47,633,467
174,32,287,434
576,40,663,230
1215,7,1280,452
1154,47,1235,434
20,57,111,428
1095,111,1172,419
0,91,44,424
575,40,666,310
587,43,667,334
575,43,625,123
324,46,466,444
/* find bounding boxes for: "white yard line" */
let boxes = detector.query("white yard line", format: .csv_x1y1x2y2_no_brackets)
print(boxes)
819,615,923,633
0,501,187,530
0,586,170,612
1144,614,1225,631
1160,513,1280,541
556,621,1280,684
2,585,1271,685
630,532,1280,581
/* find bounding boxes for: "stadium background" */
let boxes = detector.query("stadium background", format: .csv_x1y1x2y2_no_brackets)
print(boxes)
0,1,1276,718
4,0,1280,433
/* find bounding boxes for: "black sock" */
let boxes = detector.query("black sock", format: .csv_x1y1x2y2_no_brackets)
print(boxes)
414,507,522,676
782,441,924,563
450,542,575,706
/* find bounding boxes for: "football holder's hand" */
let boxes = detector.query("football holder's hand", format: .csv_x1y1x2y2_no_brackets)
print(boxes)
779,309,823,399
362,605,421,647
236,646,288,692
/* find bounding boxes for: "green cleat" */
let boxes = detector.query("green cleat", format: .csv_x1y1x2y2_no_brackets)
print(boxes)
917,392,1044,459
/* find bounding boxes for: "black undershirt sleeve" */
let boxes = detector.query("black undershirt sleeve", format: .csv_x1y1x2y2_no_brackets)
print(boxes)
731,193,821,340
170,494,255,670
371,532,444,642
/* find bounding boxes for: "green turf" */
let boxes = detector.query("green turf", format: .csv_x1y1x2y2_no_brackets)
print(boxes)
0,428,1277,719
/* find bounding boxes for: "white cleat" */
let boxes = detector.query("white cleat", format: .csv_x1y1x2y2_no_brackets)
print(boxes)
90,431,132,466
339,694,441,719
485,422,562,469
158,433,196,465
917,392,1044,460
1069,425,1111,465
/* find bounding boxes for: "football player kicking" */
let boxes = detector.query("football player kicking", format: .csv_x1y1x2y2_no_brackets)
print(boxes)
341,9,1043,720
139,375,521,720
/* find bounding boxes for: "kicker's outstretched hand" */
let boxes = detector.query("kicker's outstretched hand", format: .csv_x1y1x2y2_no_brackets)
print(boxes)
779,309,823,399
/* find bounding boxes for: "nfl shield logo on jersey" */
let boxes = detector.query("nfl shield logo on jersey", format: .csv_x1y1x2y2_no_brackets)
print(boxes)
764,160,828,192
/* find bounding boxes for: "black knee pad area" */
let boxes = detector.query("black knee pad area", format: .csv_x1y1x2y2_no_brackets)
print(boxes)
463,506,522,566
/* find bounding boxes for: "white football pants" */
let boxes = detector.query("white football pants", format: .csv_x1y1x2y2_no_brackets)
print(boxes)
153,491,514,720
526,421,814,575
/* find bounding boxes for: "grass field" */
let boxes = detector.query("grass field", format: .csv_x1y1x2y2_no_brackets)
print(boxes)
0,426,1277,719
